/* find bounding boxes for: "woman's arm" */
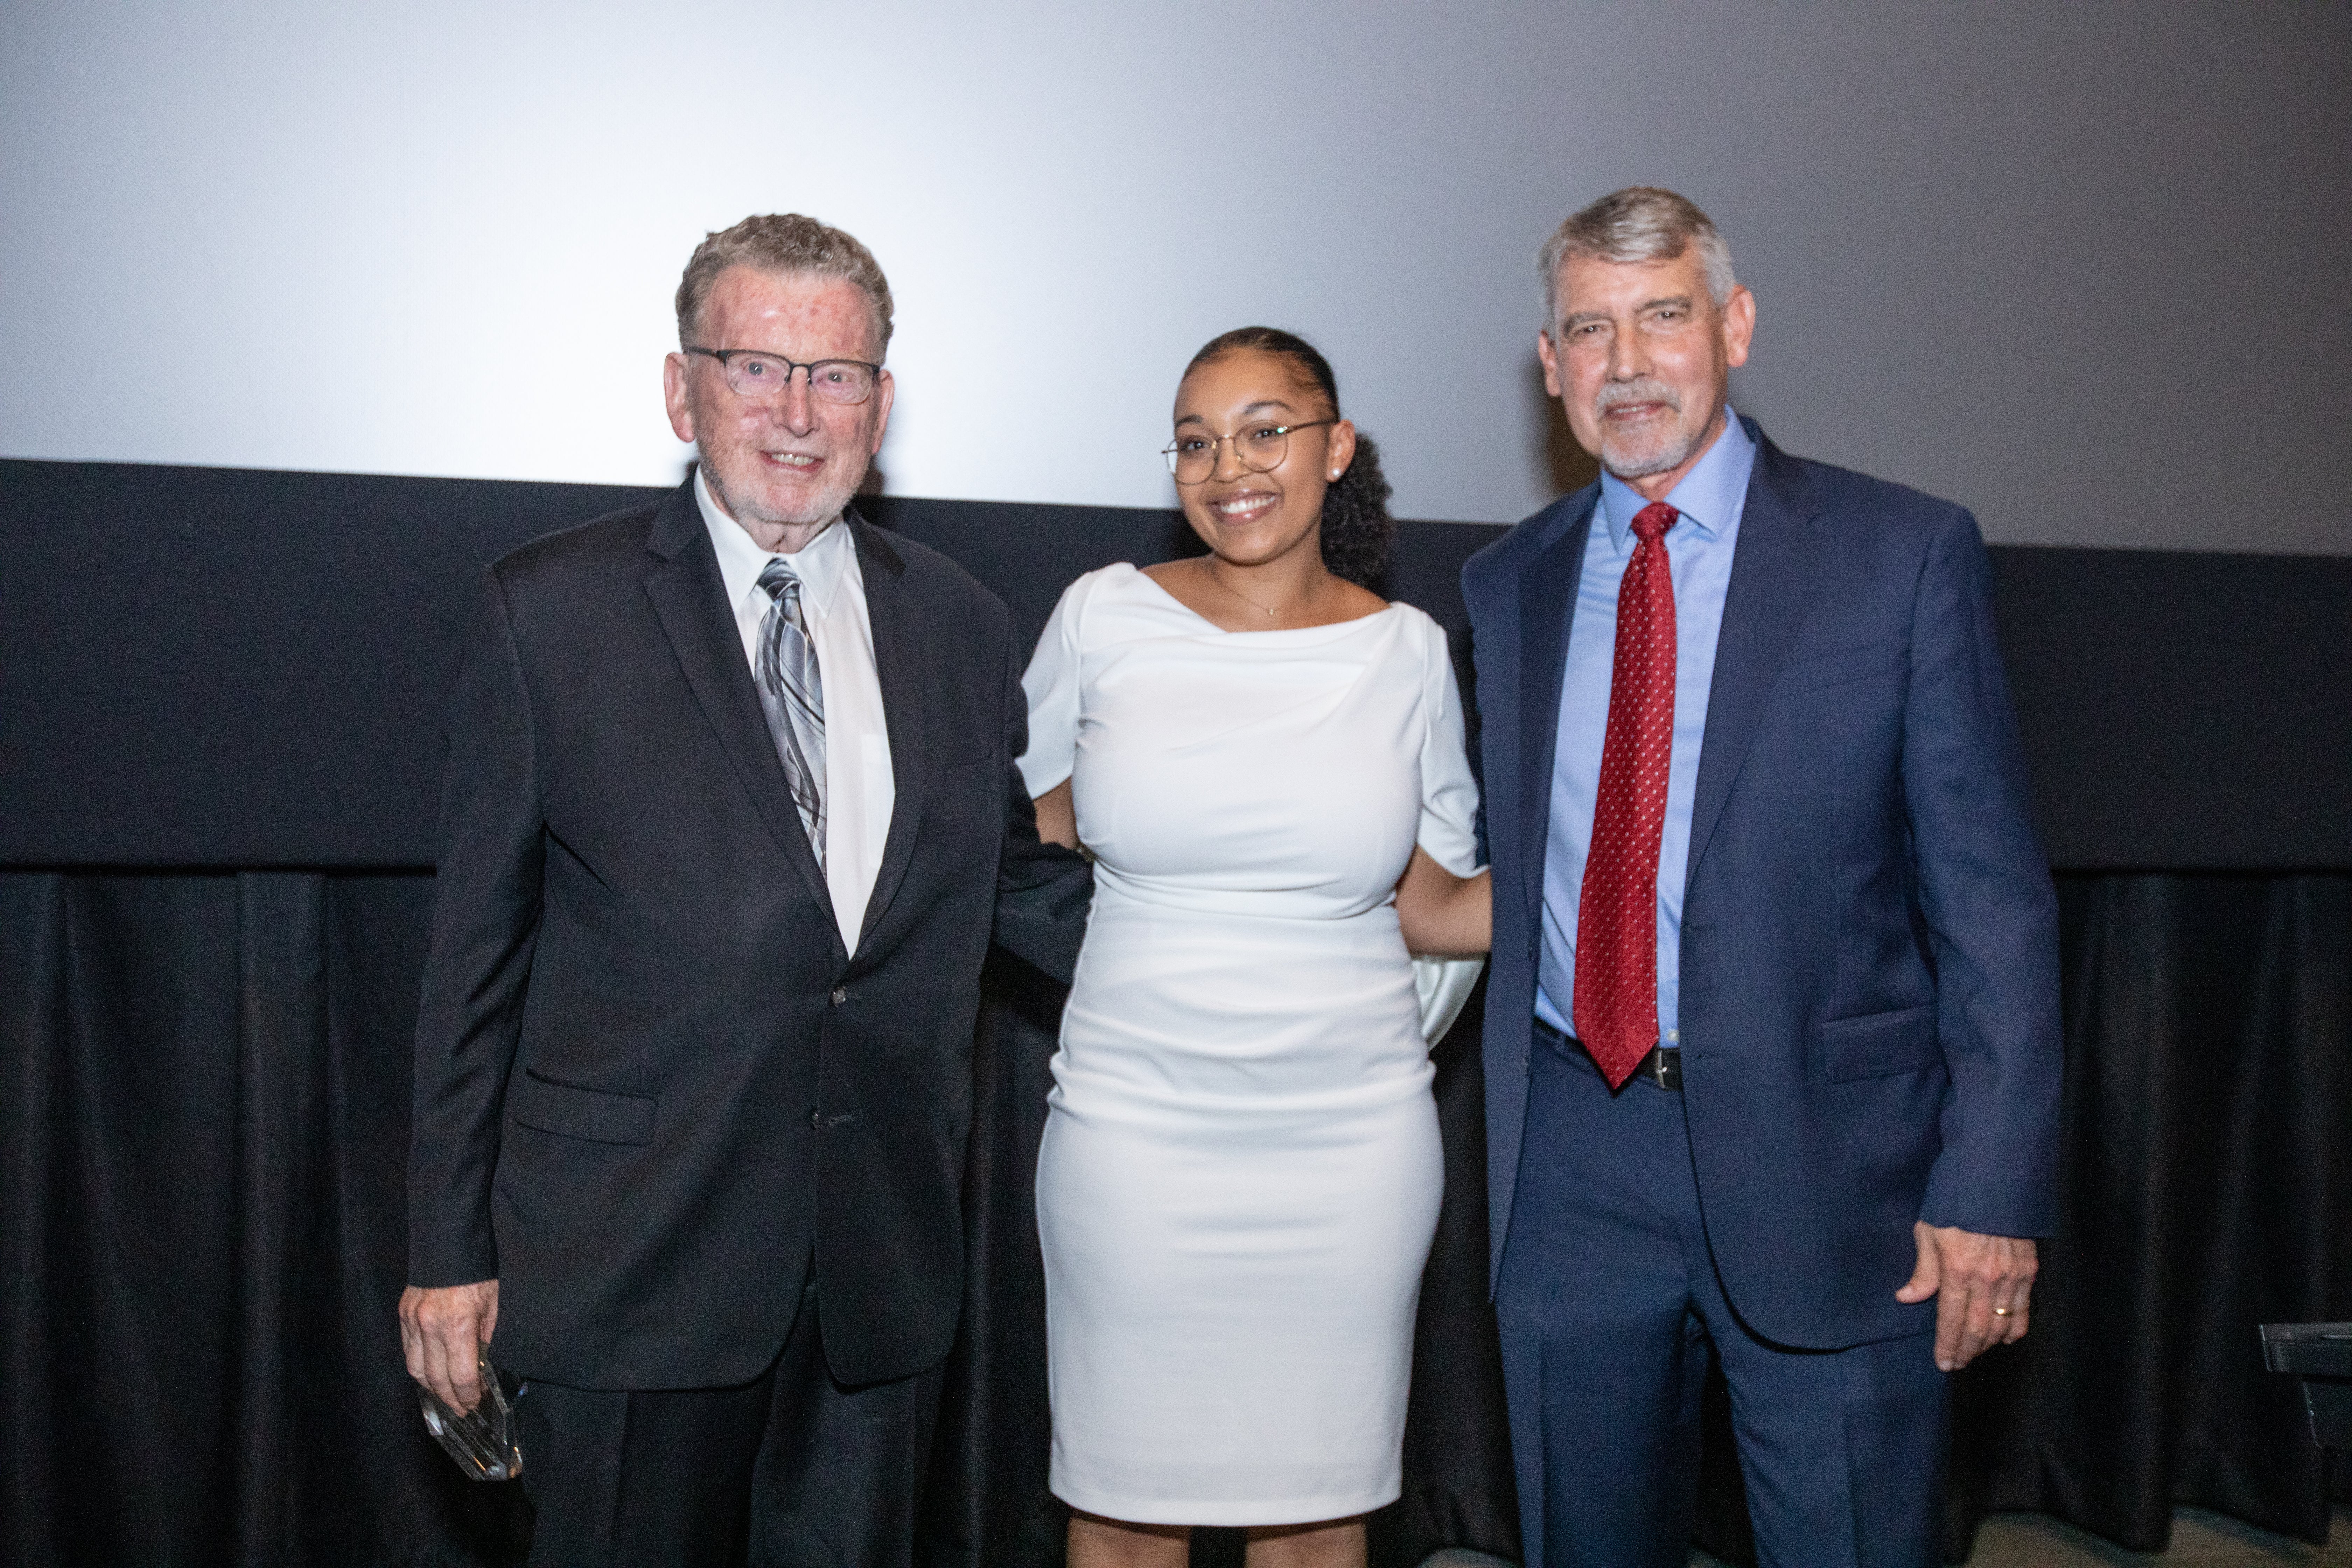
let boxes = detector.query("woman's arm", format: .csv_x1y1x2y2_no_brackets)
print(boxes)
1395,847,1491,957
1034,779,1078,851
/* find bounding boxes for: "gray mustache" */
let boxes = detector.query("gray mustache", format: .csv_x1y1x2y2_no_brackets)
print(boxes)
1594,380,1682,416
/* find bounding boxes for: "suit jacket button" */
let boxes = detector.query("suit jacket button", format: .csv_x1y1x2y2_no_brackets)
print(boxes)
830,986,848,1006
809,1110,821,1131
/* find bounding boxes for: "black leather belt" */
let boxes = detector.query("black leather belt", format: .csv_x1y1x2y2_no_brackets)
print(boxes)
1533,1017,1682,1091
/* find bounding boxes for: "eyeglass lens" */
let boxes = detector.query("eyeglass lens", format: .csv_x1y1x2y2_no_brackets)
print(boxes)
718,353,876,405
1165,426,1293,483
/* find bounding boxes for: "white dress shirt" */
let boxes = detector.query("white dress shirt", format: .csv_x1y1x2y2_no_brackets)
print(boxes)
695,470,896,953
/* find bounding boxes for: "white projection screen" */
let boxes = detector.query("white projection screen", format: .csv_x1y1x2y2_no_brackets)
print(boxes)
4,0,2348,554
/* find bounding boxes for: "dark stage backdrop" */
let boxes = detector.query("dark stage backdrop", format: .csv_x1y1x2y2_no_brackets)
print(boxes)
5,460,2350,871
5,873,2347,1567
3,460,2349,1566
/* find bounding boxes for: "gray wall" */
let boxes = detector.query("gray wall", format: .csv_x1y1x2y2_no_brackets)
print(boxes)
4,1,2346,552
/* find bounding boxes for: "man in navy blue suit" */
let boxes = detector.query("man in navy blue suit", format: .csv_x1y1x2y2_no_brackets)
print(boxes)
1462,187,2061,1567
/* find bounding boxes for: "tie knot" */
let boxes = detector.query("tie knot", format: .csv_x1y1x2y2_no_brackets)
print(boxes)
756,558,802,603
1630,502,1679,544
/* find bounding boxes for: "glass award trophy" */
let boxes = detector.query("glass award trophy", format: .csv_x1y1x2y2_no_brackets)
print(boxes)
416,1353,523,1481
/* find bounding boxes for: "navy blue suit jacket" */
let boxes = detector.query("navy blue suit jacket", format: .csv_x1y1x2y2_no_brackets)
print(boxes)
1463,419,2062,1350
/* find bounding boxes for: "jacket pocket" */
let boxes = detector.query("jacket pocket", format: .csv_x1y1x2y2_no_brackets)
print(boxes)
1820,1004,1942,1082
511,1068,656,1144
1768,639,1892,698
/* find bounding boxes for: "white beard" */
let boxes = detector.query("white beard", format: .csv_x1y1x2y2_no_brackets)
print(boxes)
703,449,865,531
1594,379,1710,481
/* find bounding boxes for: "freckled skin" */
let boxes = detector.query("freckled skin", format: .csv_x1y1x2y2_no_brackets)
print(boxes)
661,267,895,552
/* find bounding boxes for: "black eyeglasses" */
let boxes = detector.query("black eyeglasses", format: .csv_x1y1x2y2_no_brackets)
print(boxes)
1162,420,1335,484
685,347,882,405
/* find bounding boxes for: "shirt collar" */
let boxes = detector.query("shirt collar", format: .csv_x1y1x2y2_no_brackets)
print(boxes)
695,467,853,614
1599,406,1756,550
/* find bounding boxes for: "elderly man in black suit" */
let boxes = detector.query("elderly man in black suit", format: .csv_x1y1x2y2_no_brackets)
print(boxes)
398,214,1090,1568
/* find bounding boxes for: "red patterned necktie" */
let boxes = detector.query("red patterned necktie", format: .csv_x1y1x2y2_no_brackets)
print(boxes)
1573,501,1679,1089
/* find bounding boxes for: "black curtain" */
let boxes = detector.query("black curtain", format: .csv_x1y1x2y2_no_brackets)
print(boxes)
0,872,526,1567
1955,873,2352,1552
3,870,2347,1566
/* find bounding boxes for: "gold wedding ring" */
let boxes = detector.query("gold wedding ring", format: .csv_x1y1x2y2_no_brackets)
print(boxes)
1992,1306,2012,1317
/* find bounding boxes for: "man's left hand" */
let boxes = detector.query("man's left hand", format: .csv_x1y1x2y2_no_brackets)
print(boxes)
1895,1220,2037,1372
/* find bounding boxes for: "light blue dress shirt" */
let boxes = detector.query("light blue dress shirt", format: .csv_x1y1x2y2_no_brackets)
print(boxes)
1535,412,1757,1046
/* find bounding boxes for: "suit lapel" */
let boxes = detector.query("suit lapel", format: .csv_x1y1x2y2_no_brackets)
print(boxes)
850,513,926,955
639,484,838,938
1685,427,1829,889
1516,491,1598,924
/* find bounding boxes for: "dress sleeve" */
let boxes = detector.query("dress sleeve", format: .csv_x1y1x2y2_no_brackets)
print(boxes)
1411,612,1488,1044
1416,614,1483,876
1015,572,1088,798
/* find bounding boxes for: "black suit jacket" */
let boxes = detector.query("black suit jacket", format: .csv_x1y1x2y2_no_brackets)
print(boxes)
407,482,1090,1389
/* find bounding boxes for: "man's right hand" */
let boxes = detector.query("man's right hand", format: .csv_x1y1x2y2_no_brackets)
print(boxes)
399,1279,500,1413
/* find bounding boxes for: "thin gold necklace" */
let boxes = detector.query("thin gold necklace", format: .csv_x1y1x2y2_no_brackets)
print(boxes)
1211,563,1306,620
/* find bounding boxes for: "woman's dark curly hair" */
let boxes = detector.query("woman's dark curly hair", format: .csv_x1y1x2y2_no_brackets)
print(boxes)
1183,327,1393,588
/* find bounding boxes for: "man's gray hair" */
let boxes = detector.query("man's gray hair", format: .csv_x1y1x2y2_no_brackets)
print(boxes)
674,214,895,358
1538,187,1737,325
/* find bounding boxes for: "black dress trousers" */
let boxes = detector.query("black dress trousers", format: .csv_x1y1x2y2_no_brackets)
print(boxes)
514,1280,945,1568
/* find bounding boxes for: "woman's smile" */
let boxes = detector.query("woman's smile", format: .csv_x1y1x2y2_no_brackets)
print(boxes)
1208,488,1280,526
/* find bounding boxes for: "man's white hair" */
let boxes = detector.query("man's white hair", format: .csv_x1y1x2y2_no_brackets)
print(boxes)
1538,186,1737,325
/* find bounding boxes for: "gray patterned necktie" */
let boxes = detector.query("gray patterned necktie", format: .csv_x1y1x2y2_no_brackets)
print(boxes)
755,558,826,868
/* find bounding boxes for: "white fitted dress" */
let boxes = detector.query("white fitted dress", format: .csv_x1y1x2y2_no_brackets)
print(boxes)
1016,564,1482,1525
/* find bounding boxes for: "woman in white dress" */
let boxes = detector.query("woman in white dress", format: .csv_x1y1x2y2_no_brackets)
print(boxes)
1018,328,1493,1568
